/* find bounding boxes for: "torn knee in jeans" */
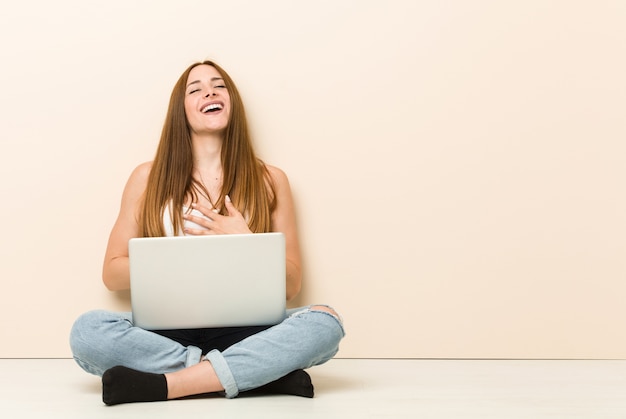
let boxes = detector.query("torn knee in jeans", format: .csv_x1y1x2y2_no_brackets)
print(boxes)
309,305,342,323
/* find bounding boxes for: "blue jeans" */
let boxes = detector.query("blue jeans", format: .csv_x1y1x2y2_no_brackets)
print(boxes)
69,306,345,398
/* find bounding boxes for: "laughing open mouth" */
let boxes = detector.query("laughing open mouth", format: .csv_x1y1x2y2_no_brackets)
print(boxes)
202,103,224,113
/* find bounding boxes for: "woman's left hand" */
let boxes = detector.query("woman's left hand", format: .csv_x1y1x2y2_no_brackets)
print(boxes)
183,195,252,235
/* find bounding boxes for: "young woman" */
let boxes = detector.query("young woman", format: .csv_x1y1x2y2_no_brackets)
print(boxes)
69,60,345,405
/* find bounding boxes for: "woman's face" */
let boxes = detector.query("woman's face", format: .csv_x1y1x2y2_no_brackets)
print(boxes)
184,64,231,137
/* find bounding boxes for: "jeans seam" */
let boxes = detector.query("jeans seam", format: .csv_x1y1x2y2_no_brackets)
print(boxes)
312,311,346,336
185,345,203,368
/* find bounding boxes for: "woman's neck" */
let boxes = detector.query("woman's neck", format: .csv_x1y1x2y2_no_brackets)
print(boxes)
192,133,223,173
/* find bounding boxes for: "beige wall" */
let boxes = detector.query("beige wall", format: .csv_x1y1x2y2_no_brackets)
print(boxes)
1,0,625,359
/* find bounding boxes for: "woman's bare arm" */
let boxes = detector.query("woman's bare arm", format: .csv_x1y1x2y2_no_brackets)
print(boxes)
102,162,151,291
267,165,302,301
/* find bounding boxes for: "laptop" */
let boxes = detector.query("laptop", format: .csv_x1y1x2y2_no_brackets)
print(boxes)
129,232,286,330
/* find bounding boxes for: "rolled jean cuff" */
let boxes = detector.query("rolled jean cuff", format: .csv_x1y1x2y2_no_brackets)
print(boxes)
185,345,203,368
205,349,239,398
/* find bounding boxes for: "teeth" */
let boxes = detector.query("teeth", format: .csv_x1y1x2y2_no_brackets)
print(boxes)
202,104,223,113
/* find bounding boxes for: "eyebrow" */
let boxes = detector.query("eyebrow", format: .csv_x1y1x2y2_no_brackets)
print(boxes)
186,77,224,89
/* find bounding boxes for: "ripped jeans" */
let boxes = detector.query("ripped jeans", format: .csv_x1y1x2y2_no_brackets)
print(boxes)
69,306,345,398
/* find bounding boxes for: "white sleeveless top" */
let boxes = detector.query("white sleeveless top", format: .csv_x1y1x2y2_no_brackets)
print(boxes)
163,205,210,237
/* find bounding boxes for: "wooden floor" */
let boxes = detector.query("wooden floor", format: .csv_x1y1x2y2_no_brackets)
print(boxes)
2,358,626,418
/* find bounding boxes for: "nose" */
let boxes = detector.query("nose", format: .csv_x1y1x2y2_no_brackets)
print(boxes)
204,89,216,98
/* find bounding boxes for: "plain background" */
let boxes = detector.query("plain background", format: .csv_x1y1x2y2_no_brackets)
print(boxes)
0,0,625,359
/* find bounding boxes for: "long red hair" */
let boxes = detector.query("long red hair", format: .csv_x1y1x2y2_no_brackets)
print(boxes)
139,61,276,237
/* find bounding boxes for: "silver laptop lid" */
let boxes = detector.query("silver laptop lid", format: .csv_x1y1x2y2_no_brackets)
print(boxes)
129,233,286,330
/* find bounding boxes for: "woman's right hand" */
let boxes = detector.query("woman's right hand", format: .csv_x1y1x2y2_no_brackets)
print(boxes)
183,195,253,236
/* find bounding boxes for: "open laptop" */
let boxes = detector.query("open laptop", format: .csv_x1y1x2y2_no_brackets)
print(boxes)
129,232,286,330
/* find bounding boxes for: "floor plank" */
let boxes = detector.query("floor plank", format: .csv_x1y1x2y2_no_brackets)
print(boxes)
1,359,626,418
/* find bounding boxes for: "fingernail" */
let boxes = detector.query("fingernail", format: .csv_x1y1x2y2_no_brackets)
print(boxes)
226,195,231,203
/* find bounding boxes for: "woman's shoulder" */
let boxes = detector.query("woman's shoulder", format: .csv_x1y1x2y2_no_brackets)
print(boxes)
127,161,153,183
264,163,289,185
263,164,294,204
132,161,153,177
263,164,293,196
122,161,153,193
